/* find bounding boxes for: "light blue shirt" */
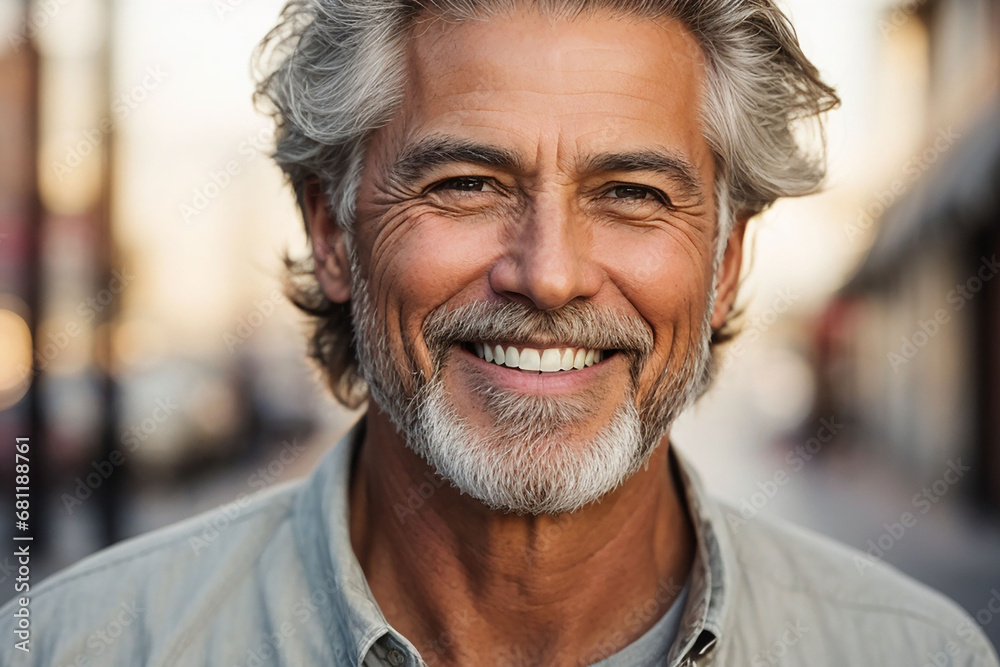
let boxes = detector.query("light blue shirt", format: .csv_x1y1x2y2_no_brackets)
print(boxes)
591,580,690,666
1,414,996,666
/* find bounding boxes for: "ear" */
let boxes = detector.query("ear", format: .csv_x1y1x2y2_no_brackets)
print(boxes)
304,180,352,304
710,214,749,331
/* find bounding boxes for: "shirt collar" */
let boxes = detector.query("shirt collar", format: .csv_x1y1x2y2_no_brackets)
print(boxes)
293,415,733,666
666,444,735,664
292,415,418,666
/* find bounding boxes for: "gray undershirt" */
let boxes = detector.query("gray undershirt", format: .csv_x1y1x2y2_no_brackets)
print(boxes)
587,579,691,667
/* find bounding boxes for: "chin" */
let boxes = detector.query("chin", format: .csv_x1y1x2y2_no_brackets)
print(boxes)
404,377,651,515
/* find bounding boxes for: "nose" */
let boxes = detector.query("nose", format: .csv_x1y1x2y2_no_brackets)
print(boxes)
488,194,603,311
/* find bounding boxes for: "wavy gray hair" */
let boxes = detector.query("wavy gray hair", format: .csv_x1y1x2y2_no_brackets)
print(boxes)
254,0,839,408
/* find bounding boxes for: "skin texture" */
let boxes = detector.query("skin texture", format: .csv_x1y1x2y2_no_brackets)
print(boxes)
306,9,747,667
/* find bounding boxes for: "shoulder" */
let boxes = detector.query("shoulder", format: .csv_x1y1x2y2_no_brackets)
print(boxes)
0,480,305,667
715,500,999,665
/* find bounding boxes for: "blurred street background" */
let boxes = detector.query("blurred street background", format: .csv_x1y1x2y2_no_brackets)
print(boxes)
1,0,999,655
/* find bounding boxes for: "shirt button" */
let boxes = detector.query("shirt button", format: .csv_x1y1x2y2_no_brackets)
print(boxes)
690,631,718,657
388,648,405,666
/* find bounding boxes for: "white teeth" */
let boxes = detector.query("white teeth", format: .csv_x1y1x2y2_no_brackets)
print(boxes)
539,349,562,372
472,343,607,373
560,348,574,370
518,348,541,371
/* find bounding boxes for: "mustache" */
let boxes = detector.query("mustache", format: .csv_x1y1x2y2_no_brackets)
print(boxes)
421,299,655,364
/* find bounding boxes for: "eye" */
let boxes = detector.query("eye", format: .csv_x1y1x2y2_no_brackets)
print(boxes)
429,176,493,194
604,184,672,207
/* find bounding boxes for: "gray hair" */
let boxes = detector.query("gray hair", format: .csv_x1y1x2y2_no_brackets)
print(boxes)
254,0,839,408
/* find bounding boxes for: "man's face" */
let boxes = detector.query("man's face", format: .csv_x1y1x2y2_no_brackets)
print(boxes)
332,9,740,514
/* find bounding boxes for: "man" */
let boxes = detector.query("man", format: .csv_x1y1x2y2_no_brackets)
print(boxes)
3,1,997,665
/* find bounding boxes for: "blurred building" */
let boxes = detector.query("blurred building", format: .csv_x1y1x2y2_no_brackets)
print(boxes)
0,0,333,571
827,0,1000,511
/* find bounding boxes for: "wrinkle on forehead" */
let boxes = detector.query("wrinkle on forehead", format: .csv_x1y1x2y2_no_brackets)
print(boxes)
398,10,709,171
413,8,706,76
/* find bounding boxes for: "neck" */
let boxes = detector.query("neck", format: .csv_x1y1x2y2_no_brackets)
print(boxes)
349,405,695,667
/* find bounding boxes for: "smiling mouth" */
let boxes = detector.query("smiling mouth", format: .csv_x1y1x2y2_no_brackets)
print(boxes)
459,341,620,373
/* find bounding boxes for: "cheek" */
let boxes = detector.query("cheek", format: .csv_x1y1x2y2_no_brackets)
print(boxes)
602,229,713,369
366,213,498,361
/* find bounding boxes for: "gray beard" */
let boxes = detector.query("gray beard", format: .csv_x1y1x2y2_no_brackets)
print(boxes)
348,250,715,515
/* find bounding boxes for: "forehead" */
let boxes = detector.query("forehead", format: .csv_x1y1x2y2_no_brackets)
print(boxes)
390,9,711,174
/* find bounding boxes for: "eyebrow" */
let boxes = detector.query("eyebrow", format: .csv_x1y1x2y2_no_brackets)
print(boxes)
387,136,704,201
583,149,704,202
387,136,525,188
